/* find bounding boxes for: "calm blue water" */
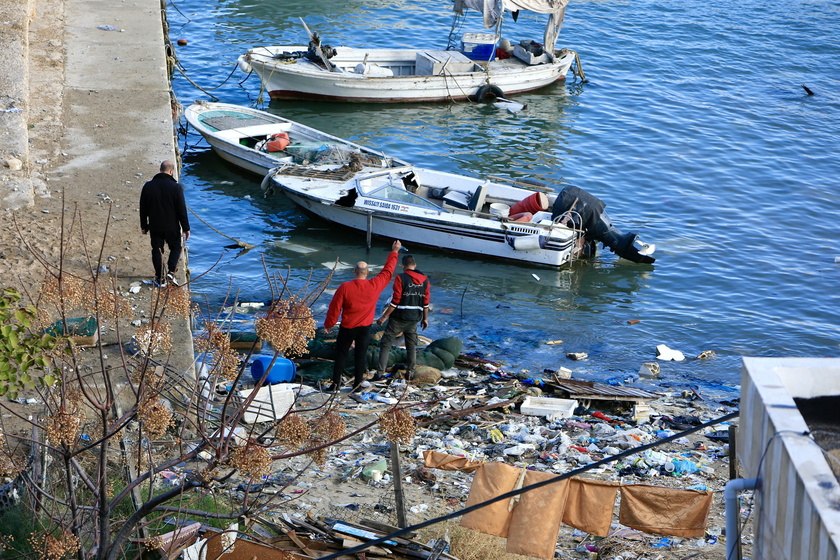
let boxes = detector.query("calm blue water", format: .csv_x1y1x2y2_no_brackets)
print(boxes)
169,0,840,397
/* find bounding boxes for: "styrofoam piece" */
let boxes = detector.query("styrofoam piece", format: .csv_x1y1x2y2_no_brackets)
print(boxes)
520,396,579,420
556,366,573,379
655,344,685,361
633,404,652,422
639,362,661,377
238,384,295,423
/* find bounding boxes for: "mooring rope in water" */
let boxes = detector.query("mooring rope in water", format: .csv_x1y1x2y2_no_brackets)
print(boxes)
572,49,588,83
187,205,256,250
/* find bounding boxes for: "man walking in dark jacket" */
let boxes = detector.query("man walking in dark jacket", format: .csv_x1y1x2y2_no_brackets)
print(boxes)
139,161,190,287
375,254,430,380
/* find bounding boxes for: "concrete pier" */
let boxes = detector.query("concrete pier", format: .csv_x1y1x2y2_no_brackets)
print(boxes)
0,0,194,375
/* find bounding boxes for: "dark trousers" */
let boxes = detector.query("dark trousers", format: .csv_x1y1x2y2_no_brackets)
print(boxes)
377,316,419,375
150,230,182,281
333,324,371,388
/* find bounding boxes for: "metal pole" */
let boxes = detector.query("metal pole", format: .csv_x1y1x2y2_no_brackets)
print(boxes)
366,213,373,249
390,442,407,528
728,425,738,480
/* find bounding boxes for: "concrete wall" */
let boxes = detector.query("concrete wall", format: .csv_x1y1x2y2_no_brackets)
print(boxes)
740,357,840,560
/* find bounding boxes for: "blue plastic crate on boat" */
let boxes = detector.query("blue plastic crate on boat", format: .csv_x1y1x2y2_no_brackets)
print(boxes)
460,32,497,61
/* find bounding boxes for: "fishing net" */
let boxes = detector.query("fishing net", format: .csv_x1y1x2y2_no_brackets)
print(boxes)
285,142,382,167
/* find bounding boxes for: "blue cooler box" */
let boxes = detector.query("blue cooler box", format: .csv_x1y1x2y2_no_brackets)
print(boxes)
460,32,497,61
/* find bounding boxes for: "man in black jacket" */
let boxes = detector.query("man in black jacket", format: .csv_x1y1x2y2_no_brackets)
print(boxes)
139,161,190,287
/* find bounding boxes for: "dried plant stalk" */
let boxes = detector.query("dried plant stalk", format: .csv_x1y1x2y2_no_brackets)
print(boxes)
134,321,173,355
138,397,174,439
29,531,81,560
275,413,311,449
380,408,417,444
256,296,316,358
228,441,272,480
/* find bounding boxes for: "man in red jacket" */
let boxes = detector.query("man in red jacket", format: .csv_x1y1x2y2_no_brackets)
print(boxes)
324,240,401,392
375,254,430,381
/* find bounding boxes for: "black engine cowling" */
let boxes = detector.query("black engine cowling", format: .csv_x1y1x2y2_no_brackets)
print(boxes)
551,186,655,264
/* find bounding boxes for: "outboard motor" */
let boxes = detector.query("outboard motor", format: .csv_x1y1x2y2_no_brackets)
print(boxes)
305,32,337,63
551,186,656,264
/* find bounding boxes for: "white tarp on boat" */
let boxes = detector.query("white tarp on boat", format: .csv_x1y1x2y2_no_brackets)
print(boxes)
453,0,570,53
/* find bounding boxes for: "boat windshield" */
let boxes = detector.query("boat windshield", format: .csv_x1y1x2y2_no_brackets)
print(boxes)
368,184,441,210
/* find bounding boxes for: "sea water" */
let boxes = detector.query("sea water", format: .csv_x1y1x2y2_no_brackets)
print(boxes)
169,0,840,397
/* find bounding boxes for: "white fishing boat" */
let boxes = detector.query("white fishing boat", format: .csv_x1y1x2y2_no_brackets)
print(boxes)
237,0,582,103
183,101,407,175
263,165,656,267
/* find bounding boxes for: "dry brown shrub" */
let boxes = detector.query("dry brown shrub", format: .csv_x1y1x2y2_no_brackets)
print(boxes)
38,273,86,314
29,531,81,560
380,408,416,444
308,411,346,465
416,521,532,560
214,348,244,381
256,296,316,357
162,284,192,319
275,413,311,449
194,323,243,381
0,535,14,553
138,397,174,440
85,279,133,320
134,321,173,356
228,441,272,480
0,433,22,478
194,322,228,354
44,399,82,447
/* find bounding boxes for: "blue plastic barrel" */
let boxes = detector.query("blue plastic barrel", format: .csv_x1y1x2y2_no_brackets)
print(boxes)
250,356,296,384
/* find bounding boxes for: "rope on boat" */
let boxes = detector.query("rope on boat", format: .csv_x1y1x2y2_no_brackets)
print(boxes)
186,205,256,250
572,49,588,83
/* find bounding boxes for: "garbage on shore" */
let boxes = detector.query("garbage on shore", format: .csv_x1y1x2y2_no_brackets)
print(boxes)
178,306,738,560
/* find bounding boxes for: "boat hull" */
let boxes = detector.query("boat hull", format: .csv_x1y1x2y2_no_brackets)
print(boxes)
240,47,576,103
271,167,582,268
183,101,405,176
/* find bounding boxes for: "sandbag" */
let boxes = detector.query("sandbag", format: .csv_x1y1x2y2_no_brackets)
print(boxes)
430,347,456,369
428,337,463,359
417,349,446,370
412,366,441,385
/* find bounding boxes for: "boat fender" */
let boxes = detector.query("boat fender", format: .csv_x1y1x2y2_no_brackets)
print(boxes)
260,171,276,196
472,84,505,102
508,234,546,251
509,212,533,222
237,55,252,74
